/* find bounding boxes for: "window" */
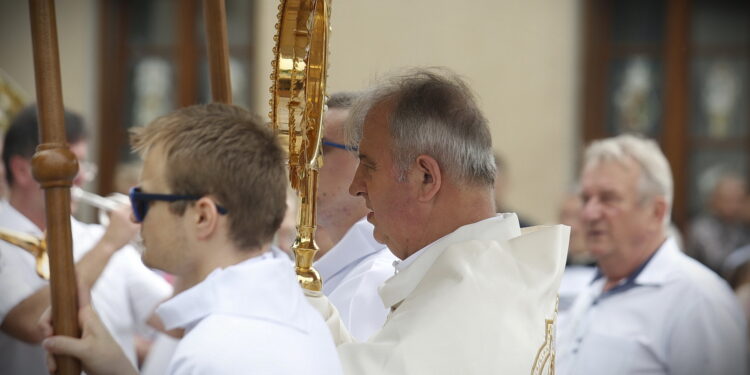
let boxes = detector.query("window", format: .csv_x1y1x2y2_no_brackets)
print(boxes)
582,0,749,228
97,0,256,194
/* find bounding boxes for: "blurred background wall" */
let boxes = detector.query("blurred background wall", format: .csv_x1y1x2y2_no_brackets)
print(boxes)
0,0,581,224
2,0,747,230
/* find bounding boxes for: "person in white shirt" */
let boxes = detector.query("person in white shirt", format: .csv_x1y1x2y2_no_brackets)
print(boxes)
43,103,342,375
557,134,747,375
313,92,396,341
0,106,171,374
305,68,569,374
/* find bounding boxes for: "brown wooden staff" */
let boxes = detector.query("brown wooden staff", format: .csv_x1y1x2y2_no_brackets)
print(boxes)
203,0,232,103
28,0,81,374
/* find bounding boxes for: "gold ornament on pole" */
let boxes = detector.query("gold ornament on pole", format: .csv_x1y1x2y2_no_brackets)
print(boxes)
270,0,330,292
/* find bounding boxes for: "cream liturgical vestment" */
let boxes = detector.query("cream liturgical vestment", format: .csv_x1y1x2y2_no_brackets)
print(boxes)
307,213,570,375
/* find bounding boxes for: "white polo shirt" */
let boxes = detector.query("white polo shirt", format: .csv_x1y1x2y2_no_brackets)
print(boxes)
157,256,342,375
0,200,172,374
315,218,396,341
139,245,294,375
557,237,747,375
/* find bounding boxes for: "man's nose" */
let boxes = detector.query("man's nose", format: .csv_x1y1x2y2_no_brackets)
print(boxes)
581,198,601,222
348,165,365,198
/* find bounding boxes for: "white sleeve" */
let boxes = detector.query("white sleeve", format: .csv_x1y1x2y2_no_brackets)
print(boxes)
666,293,748,375
305,291,356,346
328,253,393,341
0,244,46,323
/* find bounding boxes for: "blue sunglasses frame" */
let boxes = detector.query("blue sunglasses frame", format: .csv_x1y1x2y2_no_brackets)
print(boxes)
129,187,228,223
322,140,358,152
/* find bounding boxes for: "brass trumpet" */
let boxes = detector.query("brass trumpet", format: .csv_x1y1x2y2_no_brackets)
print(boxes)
0,188,133,280
71,187,144,253
71,187,129,226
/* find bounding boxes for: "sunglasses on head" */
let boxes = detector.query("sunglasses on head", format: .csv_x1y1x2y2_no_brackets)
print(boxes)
129,187,228,223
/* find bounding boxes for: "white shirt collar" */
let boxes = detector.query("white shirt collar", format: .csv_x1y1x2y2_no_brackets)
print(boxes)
393,247,427,274
156,256,311,333
392,213,521,273
380,213,522,308
632,236,680,286
315,217,385,280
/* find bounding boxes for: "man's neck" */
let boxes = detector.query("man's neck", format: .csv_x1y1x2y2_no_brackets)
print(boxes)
181,243,267,291
9,189,46,231
399,185,496,259
600,234,666,291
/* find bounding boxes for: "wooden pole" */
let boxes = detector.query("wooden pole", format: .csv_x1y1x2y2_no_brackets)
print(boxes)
28,1,80,374
203,0,232,103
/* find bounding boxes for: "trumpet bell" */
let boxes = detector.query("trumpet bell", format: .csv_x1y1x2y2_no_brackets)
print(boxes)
71,187,129,226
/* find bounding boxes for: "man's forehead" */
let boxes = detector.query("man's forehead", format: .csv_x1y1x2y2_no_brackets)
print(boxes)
140,144,168,182
582,158,640,189
361,102,392,137
324,108,349,138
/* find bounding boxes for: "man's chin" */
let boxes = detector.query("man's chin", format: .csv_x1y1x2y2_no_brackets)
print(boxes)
372,229,387,245
587,245,611,259
141,251,164,272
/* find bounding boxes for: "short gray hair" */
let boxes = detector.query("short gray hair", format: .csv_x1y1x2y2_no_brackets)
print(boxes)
327,92,359,110
583,134,673,228
346,67,495,186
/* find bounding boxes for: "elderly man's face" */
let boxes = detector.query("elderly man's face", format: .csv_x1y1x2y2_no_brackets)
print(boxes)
318,108,365,229
348,102,419,259
580,159,657,262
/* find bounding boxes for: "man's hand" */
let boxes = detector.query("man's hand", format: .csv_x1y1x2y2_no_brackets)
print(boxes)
41,283,137,375
99,205,140,251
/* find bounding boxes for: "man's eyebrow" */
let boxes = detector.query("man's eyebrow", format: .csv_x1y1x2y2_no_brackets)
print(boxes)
358,153,374,164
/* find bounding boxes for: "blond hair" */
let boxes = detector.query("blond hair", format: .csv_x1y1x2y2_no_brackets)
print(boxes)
131,103,287,250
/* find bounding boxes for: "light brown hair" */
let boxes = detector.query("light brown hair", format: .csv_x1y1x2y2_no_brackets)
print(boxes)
131,103,287,250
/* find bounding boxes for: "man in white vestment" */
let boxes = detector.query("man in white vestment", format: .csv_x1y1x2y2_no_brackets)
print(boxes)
43,103,342,375
0,106,172,374
556,134,747,375
314,91,397,341
306,68,570,374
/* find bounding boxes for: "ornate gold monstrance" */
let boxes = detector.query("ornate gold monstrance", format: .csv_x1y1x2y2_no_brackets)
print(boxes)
270,0,330,292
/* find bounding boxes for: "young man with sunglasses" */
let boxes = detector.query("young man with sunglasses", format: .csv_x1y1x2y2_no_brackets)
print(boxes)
43,103,342,375
313,92,397,341
0,105,172,374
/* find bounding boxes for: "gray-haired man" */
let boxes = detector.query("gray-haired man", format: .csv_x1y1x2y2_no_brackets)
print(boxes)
306,68,569,374
557,134,747,375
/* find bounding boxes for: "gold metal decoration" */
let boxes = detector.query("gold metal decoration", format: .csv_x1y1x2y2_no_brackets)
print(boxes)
0,228,49,280
531,298,558,375
270,0,330,292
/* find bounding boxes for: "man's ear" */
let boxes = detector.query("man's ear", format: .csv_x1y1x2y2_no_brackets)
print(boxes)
414,155,441,202
651,196,668,226
9,156,33,188
192,197,221,241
